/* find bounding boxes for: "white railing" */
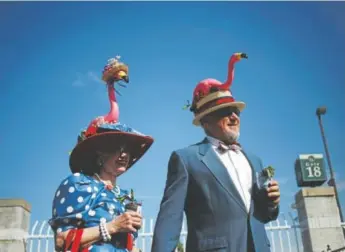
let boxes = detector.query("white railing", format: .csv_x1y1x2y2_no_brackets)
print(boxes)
26,215,302,252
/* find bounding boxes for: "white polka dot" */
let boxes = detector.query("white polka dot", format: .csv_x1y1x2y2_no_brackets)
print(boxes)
109,209,114,215
94,186,98,192
109,204,115,210
95,180,99,183
101,193,107,197
67,206,73,213
91,193,96,199
85,205,90,210
57,228,62,233
77,196,84,203
74,173,80,176
76,213,82,219
100,217,106,223
87,187,92,193
88,210,96,216
63,180,68,185
53,208,57,215
60,198,65,204
88,245,93,250
113,198,117,202
56,190,60,197
121,207,125,212
68,187,75,193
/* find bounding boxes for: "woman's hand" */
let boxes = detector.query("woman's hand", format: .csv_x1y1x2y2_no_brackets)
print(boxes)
54,232,65,251
107,211,142,234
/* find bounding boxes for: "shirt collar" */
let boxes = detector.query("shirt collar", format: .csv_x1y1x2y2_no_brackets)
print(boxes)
206,135,224,148
206,136,242,153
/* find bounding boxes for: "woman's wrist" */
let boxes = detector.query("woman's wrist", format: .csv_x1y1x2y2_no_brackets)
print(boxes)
105,222,117,235
99,221,111,242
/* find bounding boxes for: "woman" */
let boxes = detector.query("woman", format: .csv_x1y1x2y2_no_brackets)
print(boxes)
49,56,154,252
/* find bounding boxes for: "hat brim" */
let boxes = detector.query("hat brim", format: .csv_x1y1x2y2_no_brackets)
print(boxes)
69,132,154,175
193,101,246,126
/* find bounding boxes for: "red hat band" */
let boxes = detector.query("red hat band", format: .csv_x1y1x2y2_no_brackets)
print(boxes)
193,90,235,115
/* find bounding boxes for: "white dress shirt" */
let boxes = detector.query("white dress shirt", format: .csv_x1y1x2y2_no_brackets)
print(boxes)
207,136,253,212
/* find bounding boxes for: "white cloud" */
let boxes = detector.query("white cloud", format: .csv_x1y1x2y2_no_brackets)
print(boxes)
72,72,85,87
87,71,102,84
337,179,345,192
276,177,289,185
72,71,102,87
333,172,345,192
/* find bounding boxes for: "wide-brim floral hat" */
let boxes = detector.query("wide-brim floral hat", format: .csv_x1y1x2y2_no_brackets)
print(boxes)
69,123,154,175
69,55,154,175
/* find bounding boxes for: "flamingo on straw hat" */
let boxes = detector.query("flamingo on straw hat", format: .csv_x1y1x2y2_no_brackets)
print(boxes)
84,56,129,137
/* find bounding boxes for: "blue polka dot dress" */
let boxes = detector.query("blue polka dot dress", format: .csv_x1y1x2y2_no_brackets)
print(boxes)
49,173,138,251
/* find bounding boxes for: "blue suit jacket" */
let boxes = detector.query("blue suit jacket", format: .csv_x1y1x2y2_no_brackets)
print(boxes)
152,138,279,252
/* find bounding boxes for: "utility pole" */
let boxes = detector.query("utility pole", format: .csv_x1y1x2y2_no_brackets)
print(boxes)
316,107,345,237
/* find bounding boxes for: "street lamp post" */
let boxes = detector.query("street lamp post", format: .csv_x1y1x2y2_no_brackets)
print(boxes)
316,107,344,232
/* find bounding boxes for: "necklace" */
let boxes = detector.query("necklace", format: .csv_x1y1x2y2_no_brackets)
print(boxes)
94,173,120,195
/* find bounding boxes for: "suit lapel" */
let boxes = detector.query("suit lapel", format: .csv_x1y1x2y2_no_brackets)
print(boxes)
199,138,247,213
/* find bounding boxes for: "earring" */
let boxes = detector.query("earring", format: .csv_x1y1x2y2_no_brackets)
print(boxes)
120,146,125,154
97,157,104,168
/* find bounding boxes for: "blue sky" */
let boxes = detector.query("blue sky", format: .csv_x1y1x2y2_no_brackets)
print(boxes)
1,1,345,238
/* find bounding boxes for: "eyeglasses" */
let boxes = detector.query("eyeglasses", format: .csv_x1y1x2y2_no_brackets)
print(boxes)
209,107,240,119
96,148,130,164
117,147,130,165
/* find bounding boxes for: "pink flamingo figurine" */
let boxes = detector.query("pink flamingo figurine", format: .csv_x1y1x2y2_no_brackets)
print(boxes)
84,57,129,137
192,52,248,102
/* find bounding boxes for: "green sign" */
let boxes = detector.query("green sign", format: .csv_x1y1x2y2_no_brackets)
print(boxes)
295,154,327,187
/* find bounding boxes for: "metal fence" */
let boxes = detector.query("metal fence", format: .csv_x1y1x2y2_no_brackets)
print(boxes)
331,247,345,252
26,214,302,252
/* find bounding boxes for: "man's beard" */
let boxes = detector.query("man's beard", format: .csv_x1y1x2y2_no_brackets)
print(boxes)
223,130,240,144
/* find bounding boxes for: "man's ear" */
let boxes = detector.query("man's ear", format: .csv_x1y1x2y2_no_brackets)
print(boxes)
200,119,207,129
201,120,211,136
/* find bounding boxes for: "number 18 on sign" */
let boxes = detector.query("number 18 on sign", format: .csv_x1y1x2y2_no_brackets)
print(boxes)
295,154,327,187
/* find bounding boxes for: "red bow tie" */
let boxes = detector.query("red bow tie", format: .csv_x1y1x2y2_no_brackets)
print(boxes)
217,142,242,153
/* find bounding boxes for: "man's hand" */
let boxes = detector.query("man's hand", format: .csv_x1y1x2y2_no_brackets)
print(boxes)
267,180,280,207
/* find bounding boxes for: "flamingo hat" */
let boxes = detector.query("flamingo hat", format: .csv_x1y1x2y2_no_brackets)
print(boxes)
69,56,154,175
189,52,248,126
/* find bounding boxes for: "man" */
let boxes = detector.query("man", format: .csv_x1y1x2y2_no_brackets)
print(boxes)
152,53,280,252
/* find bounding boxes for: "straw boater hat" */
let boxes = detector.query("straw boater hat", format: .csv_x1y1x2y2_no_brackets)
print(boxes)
69,56,154,175
187,52,248,126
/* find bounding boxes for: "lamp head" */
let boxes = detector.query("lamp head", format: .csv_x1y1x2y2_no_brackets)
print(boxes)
316,106,327,116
